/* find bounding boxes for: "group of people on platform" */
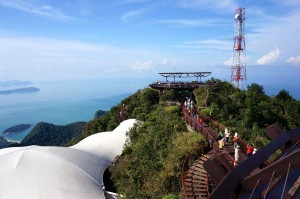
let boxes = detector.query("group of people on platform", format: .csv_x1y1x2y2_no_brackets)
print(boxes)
216,129,257,166
184,97,260,167
184,97,196,116
217,127,230,151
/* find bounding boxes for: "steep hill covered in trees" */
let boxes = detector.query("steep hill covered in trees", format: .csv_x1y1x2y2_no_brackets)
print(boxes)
5,80,299,198
194,79,300,149
71,88,205,198
20,122,86,146
67,82,300,198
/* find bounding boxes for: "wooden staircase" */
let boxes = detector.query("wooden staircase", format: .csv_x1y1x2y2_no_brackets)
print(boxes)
183,156,210,199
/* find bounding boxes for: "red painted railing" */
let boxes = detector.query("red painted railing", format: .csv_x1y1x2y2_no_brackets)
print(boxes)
181,144,205,199
181,106,215,198
198,112,248,153
182,107,215,143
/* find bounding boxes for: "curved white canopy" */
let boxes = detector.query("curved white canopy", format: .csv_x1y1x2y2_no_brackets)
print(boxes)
0,119,136,199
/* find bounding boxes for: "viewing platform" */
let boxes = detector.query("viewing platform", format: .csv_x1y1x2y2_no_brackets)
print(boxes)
149,72,212,91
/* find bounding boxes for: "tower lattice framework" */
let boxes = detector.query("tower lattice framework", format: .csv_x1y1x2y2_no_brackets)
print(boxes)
231,7,246,88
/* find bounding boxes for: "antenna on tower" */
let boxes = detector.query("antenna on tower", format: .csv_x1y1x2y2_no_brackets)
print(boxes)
231,7,246,89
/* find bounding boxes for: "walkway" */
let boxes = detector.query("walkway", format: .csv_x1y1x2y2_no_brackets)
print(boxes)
181,105,300,199
181,106,248,198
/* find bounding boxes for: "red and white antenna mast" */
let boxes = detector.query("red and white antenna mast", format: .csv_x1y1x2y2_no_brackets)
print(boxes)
231,7,246,88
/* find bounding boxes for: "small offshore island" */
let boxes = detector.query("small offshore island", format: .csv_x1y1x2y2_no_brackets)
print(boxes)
3,124,32,134
0,87,40,94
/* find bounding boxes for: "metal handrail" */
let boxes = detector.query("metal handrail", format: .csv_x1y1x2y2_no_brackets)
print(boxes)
222,150,239,166
182,107,215,142
263,171,276,199
249,179,261,199
281,163,292,199
181,106,213,198
198,112,248,153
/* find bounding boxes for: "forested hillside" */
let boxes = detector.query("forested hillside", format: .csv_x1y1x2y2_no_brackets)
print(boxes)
20,122,86,146
7,80,298,198
194,79,300,148
69,82,300,198
69,88,204,198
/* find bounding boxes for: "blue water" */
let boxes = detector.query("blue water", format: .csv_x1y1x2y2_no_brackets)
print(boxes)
1,77,299,143
0,79,138,142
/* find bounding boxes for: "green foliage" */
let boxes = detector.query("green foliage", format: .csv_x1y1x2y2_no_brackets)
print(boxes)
194,80,300,150
160,90,177,102
162,194,182,199
20,122,86,146
94,110,107,119
69,88,160,145
110,103,204,198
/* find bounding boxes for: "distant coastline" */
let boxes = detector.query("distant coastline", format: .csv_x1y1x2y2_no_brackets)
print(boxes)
0,87,40,94
3,124,32,135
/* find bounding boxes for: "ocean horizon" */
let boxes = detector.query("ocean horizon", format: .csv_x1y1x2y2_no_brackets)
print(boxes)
0,80,137,142
1,78,299,143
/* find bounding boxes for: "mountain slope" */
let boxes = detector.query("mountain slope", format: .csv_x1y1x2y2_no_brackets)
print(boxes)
20,122,86,146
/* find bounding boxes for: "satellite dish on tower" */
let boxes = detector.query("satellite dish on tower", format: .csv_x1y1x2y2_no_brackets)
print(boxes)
235,13,239,19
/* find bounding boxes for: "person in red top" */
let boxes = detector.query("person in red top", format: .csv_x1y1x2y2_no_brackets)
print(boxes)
198,117,203,126
246,144,254,157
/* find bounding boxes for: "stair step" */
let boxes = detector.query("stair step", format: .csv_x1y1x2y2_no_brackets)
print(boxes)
192,183,207,187
185,178,192,182
192,163,204,169
192,175,205,180
188,170,206,176
192,167,207,173
184,181,192,186
192,179,206,183
193,187,207,192
184,187,193,191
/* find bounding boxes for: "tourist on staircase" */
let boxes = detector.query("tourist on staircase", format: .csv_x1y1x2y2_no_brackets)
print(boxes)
253,148,257,154
234,144,240,166
225,127,230,143
246,144,254,157
218,131,224,141
218,139,224,151
233,132,239,149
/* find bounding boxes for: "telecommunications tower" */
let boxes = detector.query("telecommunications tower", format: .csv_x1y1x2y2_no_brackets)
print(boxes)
231,7,246,88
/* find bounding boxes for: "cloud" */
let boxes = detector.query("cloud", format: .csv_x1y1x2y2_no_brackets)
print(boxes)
162,59,177,66
0,36,157,80
246,9,300,65
153,19,225,27
177,0,236,12
183,39,231,50
121,9,148,22
0,0,74,21
256,46,281,65
224,57,233,66
271,0,300,7
131,60,153,70
286,55,300,64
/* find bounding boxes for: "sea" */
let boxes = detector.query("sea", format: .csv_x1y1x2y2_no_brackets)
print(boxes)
0,79,143,142
1,77,299,143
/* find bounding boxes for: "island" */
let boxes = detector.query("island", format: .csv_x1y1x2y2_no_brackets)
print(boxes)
3,124,32,134
0,136,14,148
0,87,40,94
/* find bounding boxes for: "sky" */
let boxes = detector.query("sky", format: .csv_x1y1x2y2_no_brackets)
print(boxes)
0,0,299,97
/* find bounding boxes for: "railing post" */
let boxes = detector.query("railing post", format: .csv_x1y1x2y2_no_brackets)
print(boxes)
281,163,292,199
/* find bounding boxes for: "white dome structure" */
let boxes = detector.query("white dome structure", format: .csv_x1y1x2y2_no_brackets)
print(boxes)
0,119,136,199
